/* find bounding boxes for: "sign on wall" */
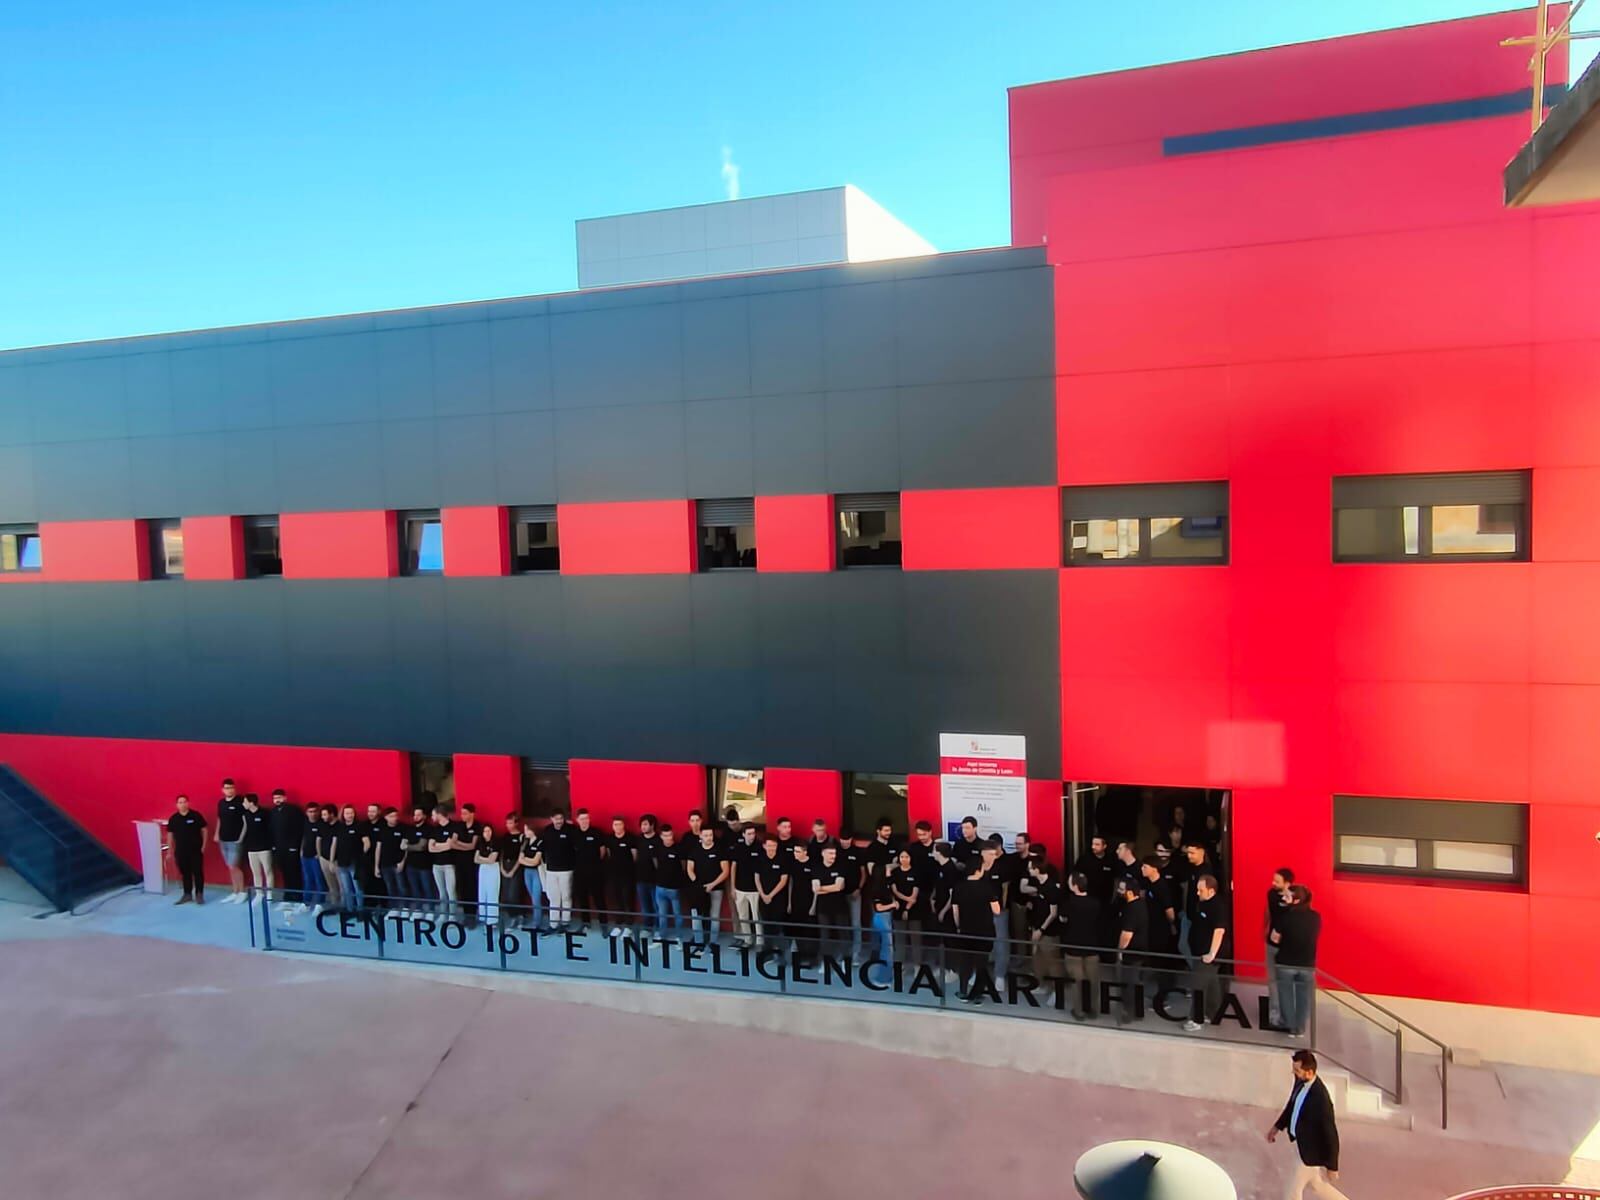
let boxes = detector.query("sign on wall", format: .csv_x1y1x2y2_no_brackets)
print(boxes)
939,732,1027,845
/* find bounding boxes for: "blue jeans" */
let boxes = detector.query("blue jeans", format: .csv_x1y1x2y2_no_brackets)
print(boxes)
301,855,326,905
381,867,407,904
655,886,682,937
992,910,1010,980
336,866,364,911
635,881,657,929
1276,965,1315,1034
870,910,894,969
406,866,436,908
523,867,546,928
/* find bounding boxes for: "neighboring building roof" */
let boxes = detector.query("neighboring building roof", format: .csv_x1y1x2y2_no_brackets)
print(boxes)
1504,49,1600,205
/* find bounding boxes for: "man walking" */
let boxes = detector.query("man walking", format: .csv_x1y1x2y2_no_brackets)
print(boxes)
1266,1050,1350,1198
166,794,207,904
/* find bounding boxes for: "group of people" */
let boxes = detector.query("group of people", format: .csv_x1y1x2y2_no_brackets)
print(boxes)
165,780,1320,1027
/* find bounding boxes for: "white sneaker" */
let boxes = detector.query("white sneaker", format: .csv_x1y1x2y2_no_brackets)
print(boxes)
609,926,623,937
1183,1020,1203,1033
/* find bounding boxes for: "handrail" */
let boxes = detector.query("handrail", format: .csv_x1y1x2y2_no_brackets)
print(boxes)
1313,965,1451,1130
0,786,78,913
0,765,140,868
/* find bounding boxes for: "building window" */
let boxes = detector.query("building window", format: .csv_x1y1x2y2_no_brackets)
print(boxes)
1063,482,1228,565
0,524,41,574
510,505,561,574
837,493,901,568
1334,795,1526,885
709,767,766,826
844,772,909,837
1332,471,1529,562
399,509,443,576
522,759,571,823
697,498,756,571
243,516,282,578
147,518,184,580
411,753,455,814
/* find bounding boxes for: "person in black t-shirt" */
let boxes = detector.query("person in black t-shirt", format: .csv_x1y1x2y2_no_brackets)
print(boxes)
924,842,958,971
428,807,461,917
1271,885,1320,1036
454,805,482,915
471,819,500,927
887,848,923,968
807,818,834,859
1074,836,1117,903
403,807,435,912
908,821,936,875
166,795,208,904
1025,858,1064,983
772,817,797,865
314,805,342,908
1114,877,1151,1025
241,794,276,899
1184,873,1228,1032
810,844,850,957
1264,867,1295,1028
752,834,788,956
375,807,408,911
951,844,1002,1003
268,789,305,906
730,824,764,948
331,805,368,911
633,814,660,931
1140,855,1181,993
784,842,818,964
360,803,384,905
603,816,636,936
570,809,606,932
215,779,247,903
685,828,729,946
299,806,327,910
651,824,686,942
950,817,984,870
1060,872,1103,1020
537,810,579,931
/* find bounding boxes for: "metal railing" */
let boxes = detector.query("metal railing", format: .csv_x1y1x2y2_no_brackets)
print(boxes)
1311,965,1452,1130
247,888,1312,1048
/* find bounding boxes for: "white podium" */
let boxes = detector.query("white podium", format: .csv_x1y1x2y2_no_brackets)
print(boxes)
133,820,166,895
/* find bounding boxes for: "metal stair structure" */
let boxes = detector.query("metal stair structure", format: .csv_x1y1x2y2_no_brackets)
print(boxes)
0,764,139,912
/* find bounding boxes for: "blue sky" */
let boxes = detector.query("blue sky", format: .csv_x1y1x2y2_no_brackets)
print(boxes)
2,1,1593,349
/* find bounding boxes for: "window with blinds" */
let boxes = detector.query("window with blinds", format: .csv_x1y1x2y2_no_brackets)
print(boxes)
696,498,756,571
1062,482,1228,565
836,492,902,569
1334,795,1526,885
510,505,560,574
1332,470,1529,562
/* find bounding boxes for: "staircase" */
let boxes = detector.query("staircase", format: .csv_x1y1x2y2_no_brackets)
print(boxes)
0,765,139,912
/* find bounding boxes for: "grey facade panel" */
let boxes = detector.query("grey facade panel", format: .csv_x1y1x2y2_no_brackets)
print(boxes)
0,248,1059,778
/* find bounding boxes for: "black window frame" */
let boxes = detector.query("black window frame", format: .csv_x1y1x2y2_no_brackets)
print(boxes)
696,498,757,572
708,766,766,826
1062,481,1229,567
1331,470,1530,564
509,505,561,575
521,759,571,823
836,492,902,570
242,515,282,579
146,518,185,581
0,523,41,574
843,771,910,838
398,509,444,577
1333,794,1527,886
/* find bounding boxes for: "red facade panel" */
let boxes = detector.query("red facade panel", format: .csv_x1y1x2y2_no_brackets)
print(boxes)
569,758,706,829
902,486,1058,571
905,773,939,837
558,500,695,576
754,494,834,573
182,515,245,581
452,753,522,820
1024,10,1598,1014
763,768,842,830
0,733,410,886
280,510,398,579
34,519,148,582
442,506,510,577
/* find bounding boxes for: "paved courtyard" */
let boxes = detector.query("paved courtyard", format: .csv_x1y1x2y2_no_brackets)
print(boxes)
1,888,1597,1200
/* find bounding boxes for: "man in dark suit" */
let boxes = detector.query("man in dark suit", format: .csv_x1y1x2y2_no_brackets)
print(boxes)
1266,1050,1350,1198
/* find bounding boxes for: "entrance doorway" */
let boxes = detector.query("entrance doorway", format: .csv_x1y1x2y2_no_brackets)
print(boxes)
1064,781,1232,896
